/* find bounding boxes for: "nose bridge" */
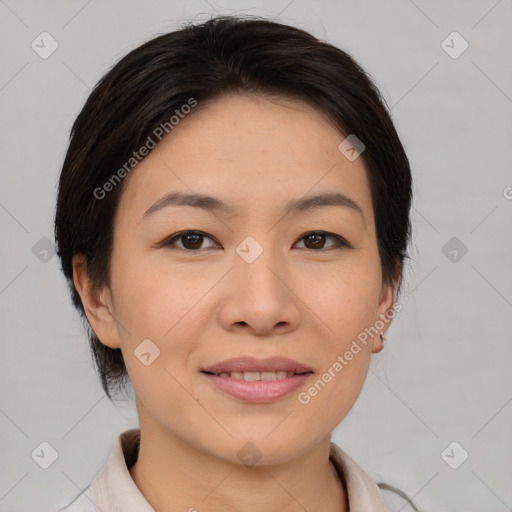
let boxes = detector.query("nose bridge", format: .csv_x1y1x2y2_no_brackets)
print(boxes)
217,233,301,334
234,235,285,299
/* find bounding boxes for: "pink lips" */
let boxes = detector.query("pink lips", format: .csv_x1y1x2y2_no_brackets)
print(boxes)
202,356,312,375
201,356,313,403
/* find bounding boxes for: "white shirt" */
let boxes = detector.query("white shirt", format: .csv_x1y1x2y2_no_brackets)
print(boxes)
59,428,412,511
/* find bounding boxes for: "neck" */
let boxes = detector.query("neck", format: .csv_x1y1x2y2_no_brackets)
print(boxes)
128,421,348,512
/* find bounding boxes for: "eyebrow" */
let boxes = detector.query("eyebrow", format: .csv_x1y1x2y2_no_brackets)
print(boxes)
142,191,365,222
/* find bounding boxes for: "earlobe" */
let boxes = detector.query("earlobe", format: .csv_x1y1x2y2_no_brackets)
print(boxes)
72,254,121,349
372,333,385,353
371,278,399,354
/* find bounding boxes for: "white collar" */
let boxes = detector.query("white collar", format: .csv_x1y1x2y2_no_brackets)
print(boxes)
89,428,387,511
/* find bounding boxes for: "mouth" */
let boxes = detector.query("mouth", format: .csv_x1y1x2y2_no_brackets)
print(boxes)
201,355,313,375
201,356,313,403
201,370,311,381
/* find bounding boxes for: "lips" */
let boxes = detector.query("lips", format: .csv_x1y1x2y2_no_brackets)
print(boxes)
201,356,313,375
201,360,312,404
201,357,314,402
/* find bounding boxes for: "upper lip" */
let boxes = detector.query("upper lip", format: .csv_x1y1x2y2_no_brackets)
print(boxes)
202,356,313,374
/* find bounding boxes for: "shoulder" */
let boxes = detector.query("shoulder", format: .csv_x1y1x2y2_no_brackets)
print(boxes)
379,483,421,512
58,484,95,512
329,442,420,512
58,428,141,512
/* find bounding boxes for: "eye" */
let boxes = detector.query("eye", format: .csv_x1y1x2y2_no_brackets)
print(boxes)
164,230,350,251
294,231,351,250
165,230,219,251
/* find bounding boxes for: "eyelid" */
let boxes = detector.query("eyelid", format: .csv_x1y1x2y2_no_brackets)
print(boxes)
163,230,352,251
164,230,219,250
294,231,351,250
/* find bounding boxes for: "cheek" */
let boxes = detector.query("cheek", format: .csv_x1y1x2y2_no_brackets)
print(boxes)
111,252,197,337
109,253,209,396
303,258,381,332
309,268,380,393
295,343,372,439
292,268,381,428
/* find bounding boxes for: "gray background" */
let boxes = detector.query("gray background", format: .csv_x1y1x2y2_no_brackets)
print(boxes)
1,1,511,511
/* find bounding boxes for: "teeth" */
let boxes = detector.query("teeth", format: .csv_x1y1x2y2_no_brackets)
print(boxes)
215,371,296,380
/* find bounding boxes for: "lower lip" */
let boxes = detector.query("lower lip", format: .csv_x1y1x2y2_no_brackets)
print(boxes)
202,372,312,403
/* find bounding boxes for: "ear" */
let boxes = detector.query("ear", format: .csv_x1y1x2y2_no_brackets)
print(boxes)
72,253,122,349
371,264,400,354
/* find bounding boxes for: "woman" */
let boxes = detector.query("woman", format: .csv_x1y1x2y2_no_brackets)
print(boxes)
56,15,418,511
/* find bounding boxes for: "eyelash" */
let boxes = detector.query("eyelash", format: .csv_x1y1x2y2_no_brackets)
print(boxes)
163,230,352,252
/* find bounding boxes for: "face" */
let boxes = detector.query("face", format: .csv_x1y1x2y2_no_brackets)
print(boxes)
75,93,397,465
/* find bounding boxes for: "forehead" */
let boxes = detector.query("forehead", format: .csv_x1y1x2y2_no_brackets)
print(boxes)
117,93,374,227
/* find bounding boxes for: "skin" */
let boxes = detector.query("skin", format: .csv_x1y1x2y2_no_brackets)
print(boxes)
73,93,399,512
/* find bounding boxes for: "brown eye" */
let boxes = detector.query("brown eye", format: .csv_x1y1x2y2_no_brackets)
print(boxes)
166,231,218,251
295,231,350,250
164,230,350,252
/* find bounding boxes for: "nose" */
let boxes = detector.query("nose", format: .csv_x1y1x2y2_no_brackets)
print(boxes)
217,248,301,337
